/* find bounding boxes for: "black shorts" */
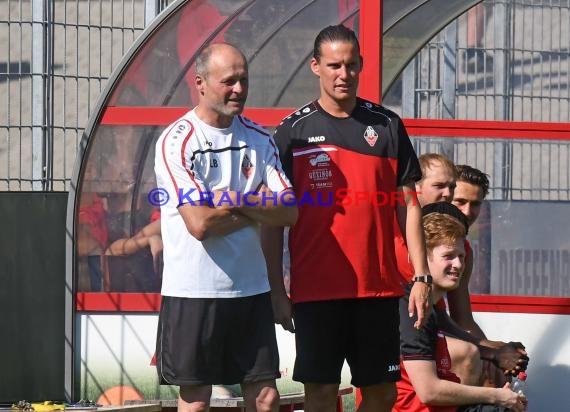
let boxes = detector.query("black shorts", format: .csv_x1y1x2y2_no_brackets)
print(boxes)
156,292,280,386
293,297,401,387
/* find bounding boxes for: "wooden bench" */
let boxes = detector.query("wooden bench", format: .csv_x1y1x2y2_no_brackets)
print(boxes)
126,386,353,411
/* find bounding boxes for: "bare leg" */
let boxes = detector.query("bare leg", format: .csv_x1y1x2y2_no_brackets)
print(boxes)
179,385,212,412
303,383,339,412
357,382,397,412
241,380,279,412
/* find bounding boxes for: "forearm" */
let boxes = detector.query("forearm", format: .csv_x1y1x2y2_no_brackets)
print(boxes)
478,344,499,362
179,203,253,241
437,310,481,346
466,321,486,339
199,210,253,238
134,219,161,238
447,284,487,339
397,185,430,275
234,190,298,227
261,225,287,295
106,236,150,256
421,378,502,406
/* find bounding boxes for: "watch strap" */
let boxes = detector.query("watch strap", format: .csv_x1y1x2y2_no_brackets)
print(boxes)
412,274,433,285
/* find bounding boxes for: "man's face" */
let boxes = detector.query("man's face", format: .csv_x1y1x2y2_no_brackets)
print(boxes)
197,48,248,119
428,240,465,293
416,162,456,206
311,40,362,106
452,181,484,226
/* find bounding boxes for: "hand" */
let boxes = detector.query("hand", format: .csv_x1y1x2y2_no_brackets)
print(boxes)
148,235,163,275
270,290,295,333
496,383,527,412
408,281,432,329
485,341,529,375
148,235,163,257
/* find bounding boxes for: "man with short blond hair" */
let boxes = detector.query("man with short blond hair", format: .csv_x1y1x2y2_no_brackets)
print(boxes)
416,153,457,205
395,207,526,412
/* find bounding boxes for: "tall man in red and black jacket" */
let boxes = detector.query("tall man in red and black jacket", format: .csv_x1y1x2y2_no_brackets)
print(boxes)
262,24,432,412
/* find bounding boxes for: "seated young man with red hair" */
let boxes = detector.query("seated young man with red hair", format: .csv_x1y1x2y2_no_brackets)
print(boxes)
395,206,527,412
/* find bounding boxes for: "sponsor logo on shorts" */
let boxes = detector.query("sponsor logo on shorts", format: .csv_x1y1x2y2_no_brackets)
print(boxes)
388,364,400,373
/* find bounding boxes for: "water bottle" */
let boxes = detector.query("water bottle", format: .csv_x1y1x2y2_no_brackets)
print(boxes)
510,371,527,397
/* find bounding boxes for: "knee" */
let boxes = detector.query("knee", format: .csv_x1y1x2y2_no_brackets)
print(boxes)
255,386,279,412
178,385,212,412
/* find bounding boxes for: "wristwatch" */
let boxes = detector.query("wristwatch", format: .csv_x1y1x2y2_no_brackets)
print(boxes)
412,274,433,285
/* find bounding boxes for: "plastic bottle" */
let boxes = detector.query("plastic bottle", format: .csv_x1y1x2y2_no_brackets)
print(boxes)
510,371,527,397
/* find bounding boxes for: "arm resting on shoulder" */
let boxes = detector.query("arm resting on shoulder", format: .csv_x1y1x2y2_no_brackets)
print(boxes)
437,310,529,374
396,183,431,329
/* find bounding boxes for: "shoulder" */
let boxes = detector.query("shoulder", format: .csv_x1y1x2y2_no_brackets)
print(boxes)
161,110,195,141
276,101,318,131
355,98,403,124
236,115,271,138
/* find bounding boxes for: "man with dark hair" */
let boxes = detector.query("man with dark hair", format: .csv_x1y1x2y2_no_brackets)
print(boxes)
155,43,297,412
452,164,489,225
447,165,528,387
263,24,432,411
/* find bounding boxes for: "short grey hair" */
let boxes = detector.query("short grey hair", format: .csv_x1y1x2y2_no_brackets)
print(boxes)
195,43,246,79
195,46,215,79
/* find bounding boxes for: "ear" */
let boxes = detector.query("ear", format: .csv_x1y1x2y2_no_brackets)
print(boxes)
310,57,320,77
195,75,205,95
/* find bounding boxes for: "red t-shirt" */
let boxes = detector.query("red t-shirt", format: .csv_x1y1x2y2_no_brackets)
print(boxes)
274,99,421,303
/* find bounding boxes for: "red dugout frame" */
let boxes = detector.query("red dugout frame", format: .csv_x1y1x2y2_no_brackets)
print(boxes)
80,107,570,315
78,0,570,315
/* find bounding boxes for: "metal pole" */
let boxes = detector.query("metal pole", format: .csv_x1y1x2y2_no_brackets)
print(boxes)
442,23,457,120
145,0,159,27
490,0,509,200
32,0,46,190
402,64,415,118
